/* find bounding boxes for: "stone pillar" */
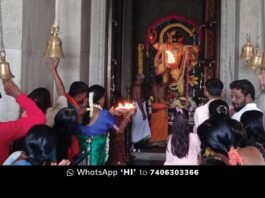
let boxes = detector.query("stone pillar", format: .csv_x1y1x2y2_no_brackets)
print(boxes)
21,0,54,95
89,0,108,86
0,0,91,121
0,0,22,121
21,0,90,101
220,0,239,104
238,0,265,111
56,0,84,92
220,0,265,111
80,0,91,83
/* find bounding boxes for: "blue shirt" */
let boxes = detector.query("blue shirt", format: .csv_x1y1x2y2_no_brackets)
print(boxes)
13,160,32,166
79,110,115,136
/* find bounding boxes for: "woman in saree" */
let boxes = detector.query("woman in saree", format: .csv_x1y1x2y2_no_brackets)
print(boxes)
79,85,135,166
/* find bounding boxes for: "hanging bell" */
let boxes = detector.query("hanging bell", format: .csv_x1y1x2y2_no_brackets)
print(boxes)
44,25,64,58
0,55,14,80
258,53,265,70
248,49,262,69
240,38,254,62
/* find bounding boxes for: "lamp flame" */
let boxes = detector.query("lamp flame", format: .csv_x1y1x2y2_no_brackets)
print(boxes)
116,102,135,110
166,50,176,64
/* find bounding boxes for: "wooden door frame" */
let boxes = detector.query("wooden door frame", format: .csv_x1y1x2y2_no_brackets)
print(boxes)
106,0,222,106
203,0,221,79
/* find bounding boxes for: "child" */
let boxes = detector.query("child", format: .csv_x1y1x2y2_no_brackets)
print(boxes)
164,108,200,165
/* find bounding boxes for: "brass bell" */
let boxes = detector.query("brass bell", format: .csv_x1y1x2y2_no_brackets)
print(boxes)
240,38,254,62
248,49,262,69
0,55,14,80
258,53,265,70
44,25,64,58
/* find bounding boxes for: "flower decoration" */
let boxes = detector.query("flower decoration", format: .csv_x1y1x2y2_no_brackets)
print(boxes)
190,45,200,67
228,147,243,166
86,92,94,118
189,75,199,87
105,133,110,163
176,107,183,114
176,96,196,110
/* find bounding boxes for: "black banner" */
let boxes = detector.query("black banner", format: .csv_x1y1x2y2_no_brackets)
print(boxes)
0,166,264,178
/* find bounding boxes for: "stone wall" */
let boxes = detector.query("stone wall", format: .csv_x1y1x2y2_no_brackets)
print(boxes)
0,0,109,121
220,0,265,111
0,0,22,121
2,0,265,122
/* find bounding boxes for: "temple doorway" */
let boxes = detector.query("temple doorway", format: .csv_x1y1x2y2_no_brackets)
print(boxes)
107,0,221,164
108,0,220,101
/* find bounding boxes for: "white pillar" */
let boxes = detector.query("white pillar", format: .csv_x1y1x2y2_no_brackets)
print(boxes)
220,0,239,104
57,0,83,92
89,0,107,86
0,0,22,121
21,0,89,101
220,0,265,111
1,0,91,121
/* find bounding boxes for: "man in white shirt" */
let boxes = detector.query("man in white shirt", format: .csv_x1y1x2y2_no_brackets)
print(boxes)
230,79,262,121
193,79,224,133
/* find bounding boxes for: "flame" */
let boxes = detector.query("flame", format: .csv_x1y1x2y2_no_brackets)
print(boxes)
166,50,176,64
116,102,135,110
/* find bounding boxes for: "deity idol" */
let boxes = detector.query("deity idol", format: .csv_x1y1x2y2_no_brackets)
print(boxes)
150,30,199,95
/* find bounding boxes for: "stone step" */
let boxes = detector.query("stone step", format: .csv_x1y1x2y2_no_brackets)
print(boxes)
131,151,166,161
129,152,165,165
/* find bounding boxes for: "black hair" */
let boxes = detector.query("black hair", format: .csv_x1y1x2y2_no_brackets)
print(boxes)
68,81,89,98
230,79,255,100
209,99,229,118
28,88,51,113
241,110,265,147
89,85,106,104
205,79,224,97
227,119,248,148
25,125,57,165
53,108,79,161
201,158,227,166
198,118,235,156
82,85,106,125
170,108,191,158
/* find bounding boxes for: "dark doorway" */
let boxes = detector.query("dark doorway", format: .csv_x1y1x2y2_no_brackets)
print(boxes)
107,0,221,163
108,0,220,102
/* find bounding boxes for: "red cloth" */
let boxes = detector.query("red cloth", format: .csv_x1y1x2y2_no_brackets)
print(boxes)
0,93,46,164
68,135,80,161
108,116,127,165
66,94,80,110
